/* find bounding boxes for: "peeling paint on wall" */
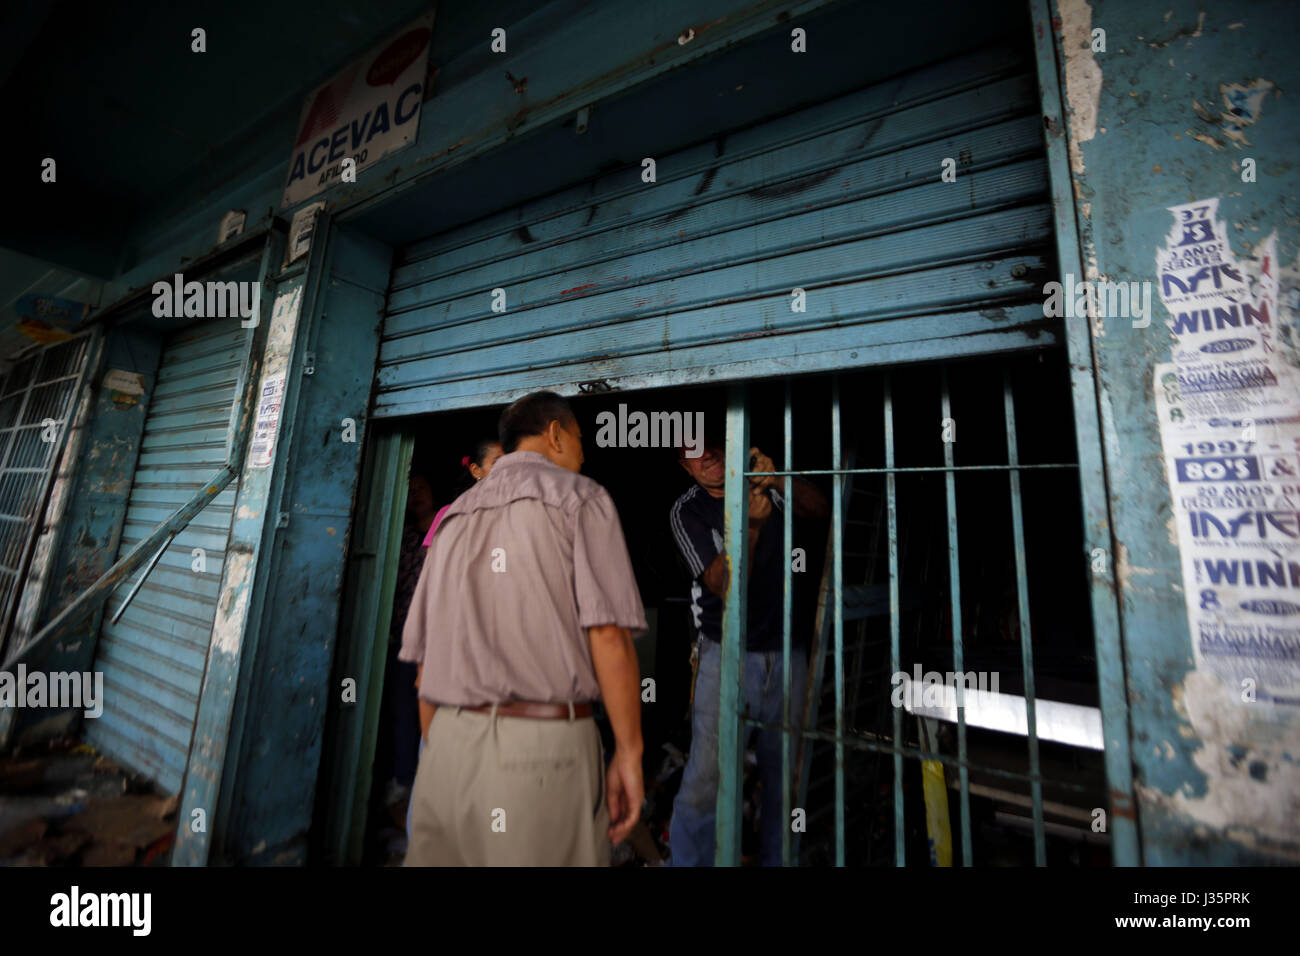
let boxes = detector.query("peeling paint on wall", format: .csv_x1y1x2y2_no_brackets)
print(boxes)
1192,78,1275,149
1154,669,1300,857
1059,0,1103,174
212,549,253,656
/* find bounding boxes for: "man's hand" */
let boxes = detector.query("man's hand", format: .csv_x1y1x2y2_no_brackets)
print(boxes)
749,485,773,524
419,699,436,741
605,746,644,845
587,624,644,845
749,446,779,492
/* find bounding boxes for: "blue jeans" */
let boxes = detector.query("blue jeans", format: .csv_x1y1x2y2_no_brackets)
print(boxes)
669,638,808,866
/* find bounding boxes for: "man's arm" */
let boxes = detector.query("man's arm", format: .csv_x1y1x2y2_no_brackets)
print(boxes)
700,486,773,599
749,447,829,519
790,476,830,519
588,624,643,845
417,664,436,740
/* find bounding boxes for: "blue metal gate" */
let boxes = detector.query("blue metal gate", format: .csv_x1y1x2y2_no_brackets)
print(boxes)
87,318,246,792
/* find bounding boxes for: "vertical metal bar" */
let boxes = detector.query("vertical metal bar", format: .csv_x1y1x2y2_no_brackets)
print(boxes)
884,375,904,866
1029,0,1138,865
781,380,793,866
831,376,845,866
940,366,972,866
715,382,749,866
1004,370,1046,864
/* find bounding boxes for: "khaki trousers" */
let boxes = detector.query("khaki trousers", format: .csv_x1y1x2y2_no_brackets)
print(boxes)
405,705,611,866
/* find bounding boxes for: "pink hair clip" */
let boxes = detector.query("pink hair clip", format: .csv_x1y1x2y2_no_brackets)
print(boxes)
461,455,471,468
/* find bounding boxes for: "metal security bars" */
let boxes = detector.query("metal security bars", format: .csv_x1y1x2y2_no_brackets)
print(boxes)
0,334,94,660
715,358,1111,866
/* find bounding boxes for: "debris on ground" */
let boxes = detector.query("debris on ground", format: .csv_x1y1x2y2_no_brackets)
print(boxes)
0,738,177,866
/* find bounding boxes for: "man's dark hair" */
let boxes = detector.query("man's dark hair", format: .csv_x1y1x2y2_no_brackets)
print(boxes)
498,391,577,453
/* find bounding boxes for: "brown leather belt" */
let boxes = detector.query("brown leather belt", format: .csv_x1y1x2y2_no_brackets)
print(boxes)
461,700,594,720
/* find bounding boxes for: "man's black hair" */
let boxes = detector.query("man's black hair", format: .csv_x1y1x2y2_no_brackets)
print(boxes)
498,391,577,453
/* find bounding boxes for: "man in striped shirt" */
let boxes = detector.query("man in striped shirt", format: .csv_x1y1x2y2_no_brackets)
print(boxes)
668,440,827,865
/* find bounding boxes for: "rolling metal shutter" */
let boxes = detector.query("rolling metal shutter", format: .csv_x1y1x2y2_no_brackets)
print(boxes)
87,319,244,792
376,44,1058,416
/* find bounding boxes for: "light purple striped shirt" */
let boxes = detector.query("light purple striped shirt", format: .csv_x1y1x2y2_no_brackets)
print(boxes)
399,450,647,706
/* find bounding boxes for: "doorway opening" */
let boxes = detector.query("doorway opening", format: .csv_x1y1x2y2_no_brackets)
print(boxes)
356,346,1103,866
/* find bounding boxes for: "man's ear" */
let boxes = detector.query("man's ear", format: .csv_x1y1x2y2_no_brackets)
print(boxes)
546,419,564,450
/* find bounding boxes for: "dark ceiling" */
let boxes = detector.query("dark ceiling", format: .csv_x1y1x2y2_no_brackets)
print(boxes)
0,0,1028,365
0,0,540,276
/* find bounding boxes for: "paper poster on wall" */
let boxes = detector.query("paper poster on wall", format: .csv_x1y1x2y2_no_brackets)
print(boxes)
1154,368,1300,707
1156,198,1296,423
103,368,146,407
15,293,91,344
280,10,435,207
249,372,286,470
1153,197,1300,708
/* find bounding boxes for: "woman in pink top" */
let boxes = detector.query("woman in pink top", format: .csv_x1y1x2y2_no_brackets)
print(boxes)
421,438,504,546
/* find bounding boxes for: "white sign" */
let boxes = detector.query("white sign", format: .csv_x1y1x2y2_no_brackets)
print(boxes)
285,201,325,267
102,369,145,396
281,11,435,207
249,372,287,470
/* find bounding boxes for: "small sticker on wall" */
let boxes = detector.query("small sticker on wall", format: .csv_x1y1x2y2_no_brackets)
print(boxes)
103,368,147,407
249,372,286,469
218,210,246,244
103,369,145,395
285,202,325,267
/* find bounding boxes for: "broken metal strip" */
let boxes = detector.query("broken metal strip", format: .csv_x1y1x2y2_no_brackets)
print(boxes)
6,464,237,670
108,531,176,626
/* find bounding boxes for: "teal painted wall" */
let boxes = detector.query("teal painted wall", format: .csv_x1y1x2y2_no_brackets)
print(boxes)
1054,0,1300,862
